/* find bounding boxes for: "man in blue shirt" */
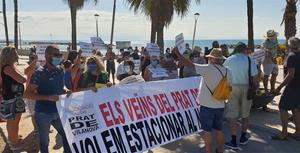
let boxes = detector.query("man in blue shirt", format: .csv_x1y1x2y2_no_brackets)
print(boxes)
25,45,72,153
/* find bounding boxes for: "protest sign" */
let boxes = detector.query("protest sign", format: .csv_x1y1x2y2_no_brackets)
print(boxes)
148,67,169,78
175,33,186,54
133,59,141,74
251,50,265,65
36,44,49,61
90,37,106,50
79,42,94,57
146,43,160,57
57,77,203,153
116,41,131,49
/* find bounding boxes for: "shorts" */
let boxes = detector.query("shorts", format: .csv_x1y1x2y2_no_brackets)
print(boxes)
225,85,252,119
0,98,25,120
25,99,36,116
200,106,224,131
262,63,278,76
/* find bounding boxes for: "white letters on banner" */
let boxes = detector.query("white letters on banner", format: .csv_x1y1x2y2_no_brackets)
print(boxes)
146,43,160,57
36,44,49,61
251,50,265,65
79,42,94,57
91,37,106,50
116,41,131,49
175,33,186,54
57,77,203,153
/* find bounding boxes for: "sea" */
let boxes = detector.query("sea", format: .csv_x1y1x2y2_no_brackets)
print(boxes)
0,39,286,54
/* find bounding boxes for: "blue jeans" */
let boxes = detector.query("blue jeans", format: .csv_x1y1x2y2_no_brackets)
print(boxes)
35,112,71,153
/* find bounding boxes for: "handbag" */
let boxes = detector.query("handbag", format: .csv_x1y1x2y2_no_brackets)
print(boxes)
247,57,256,100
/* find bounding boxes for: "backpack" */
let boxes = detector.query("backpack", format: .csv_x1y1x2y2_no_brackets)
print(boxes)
205,65,232,102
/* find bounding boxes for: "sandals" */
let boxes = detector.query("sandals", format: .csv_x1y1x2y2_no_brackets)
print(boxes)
271,134,288,141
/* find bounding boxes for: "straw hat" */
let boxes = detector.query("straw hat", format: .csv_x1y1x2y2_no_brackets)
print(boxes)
265,30,279,38
205,48,226,59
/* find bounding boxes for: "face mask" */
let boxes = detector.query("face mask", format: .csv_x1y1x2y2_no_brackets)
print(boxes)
88,64,97,72
51,57,62,66
80,63,85,69
151,60,159,66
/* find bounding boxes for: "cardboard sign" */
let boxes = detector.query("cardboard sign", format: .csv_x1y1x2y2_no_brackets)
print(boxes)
146,43,160,57
175,33,186,54
90,37,106,50
36,44,49,61
116,41,131,49
57,77,203,153
79,42,94,57
251,50,265,65
148,67,169,78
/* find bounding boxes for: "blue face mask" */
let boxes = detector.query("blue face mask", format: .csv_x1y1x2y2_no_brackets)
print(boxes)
51,57,62,66
88,64,97,72
80,63,85,69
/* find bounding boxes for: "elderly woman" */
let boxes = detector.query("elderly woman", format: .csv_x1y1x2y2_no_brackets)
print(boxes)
0,46,27,150
77,55,112,92
272,37,300,141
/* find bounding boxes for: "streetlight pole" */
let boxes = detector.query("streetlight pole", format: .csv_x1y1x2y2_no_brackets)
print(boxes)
110,0,116,46
192,13,200,50
18,21,21,49
94,14,99,37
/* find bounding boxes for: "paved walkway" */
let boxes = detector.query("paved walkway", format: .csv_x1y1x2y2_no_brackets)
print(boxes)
0,57,299,153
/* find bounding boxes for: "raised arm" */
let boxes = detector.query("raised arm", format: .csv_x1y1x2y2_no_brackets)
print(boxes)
172,47,195,69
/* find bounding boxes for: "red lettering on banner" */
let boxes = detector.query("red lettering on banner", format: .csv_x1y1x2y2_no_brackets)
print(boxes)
160,93,176,113
107,102,120,125
171,92,180,110
175,91,187,109
130,98,143,121
99,103,114,127
123,99,135,121
114,101,125,124
190,88,200,106
184,90,194,107
181,90,192,109
154,94,165,114
147,96,158,116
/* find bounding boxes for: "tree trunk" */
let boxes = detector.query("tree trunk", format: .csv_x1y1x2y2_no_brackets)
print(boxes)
14,0,18,49
70,7,77,50
150,19,156,43
156,21,164,54
247,0,254,52
2,0,9,46
283,0,297,44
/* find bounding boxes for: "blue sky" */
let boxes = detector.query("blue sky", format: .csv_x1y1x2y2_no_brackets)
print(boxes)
0,0,299,41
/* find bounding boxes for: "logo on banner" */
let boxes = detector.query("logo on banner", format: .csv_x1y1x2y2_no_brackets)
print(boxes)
68,113,99,136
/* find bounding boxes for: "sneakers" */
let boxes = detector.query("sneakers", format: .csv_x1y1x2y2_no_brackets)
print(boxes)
224,142,238,150
240,136,250,145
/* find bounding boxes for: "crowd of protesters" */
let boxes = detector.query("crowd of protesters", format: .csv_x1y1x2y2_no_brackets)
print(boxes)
0,30,299,153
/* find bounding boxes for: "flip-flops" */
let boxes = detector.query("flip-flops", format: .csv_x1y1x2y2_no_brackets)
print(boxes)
271,134,288,141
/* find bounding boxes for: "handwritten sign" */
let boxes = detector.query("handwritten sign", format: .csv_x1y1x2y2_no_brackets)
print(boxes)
175,33,186,54
36,44,49,61
148,67,169,78
116,41,131,49
79,42,94,57
90,37,106,50
251,50,265,65
132,59,141,74
146,43,160,57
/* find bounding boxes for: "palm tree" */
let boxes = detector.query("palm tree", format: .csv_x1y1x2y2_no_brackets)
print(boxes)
127,0,200,53
14,0,18,49
247,0,254,52
63,0,98,50
2,0,9,46
281,0,298,44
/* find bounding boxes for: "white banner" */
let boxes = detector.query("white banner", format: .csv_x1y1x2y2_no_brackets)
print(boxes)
36,44,49,61
80,42,94,57
91,37,106,50
57,77,203,153
146,43,160,57
175,33,186,54
251,50,265,65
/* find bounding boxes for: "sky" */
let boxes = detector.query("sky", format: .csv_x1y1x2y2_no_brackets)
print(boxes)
0,0,299,41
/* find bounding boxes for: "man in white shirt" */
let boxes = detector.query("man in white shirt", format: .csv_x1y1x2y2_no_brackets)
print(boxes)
173,47,232,153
